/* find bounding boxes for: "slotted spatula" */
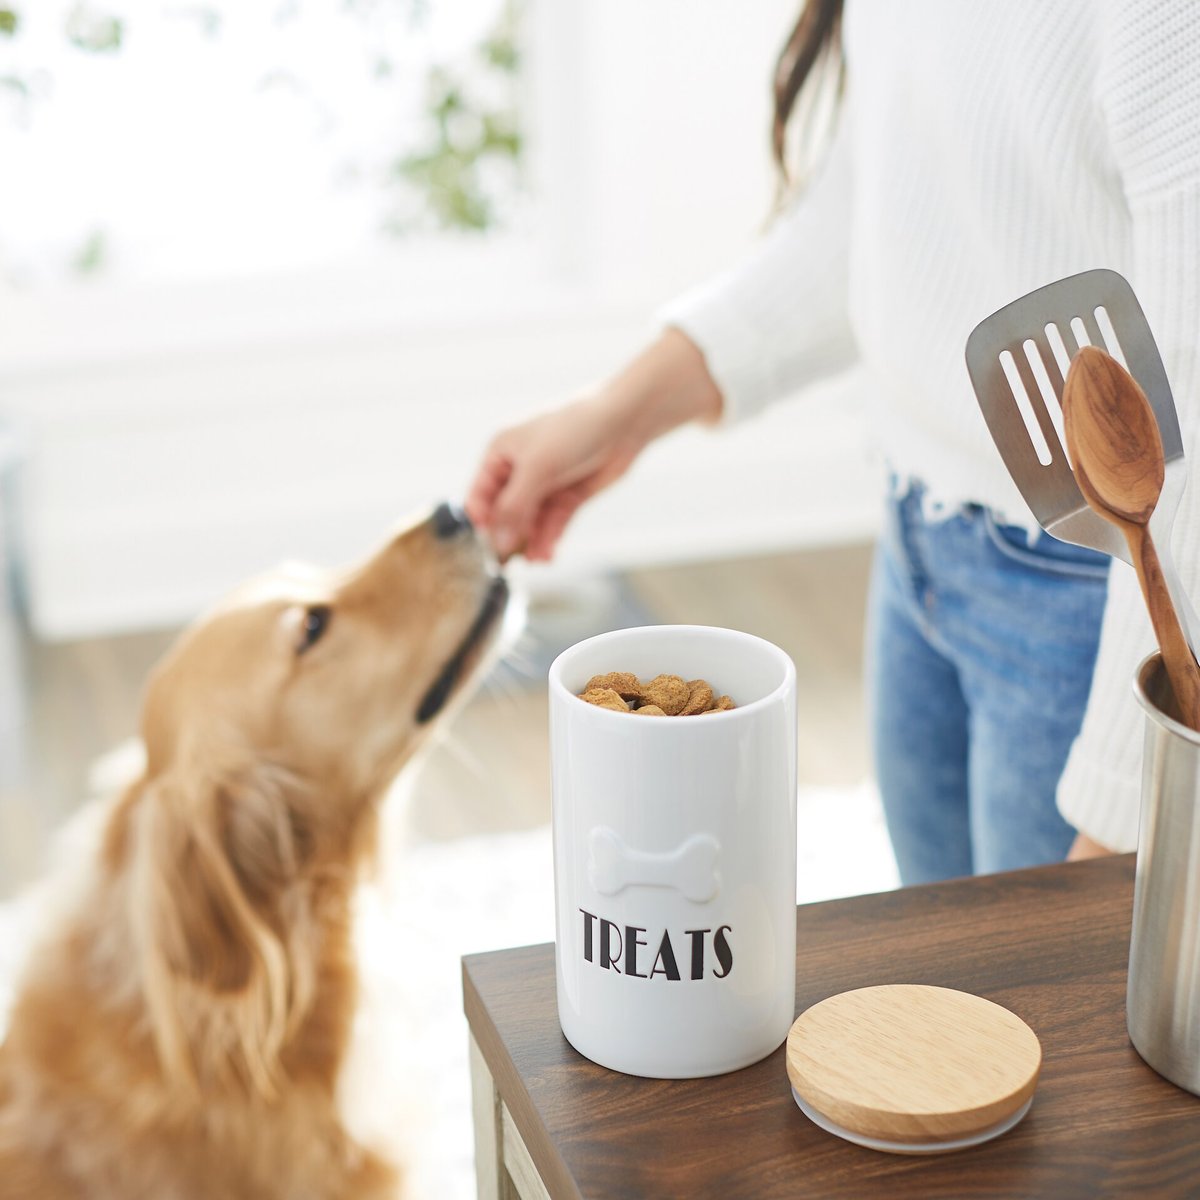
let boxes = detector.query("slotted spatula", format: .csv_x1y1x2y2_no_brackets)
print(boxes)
965,268,1200,657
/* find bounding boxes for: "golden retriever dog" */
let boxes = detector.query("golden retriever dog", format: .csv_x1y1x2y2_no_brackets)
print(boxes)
0,504,509,1199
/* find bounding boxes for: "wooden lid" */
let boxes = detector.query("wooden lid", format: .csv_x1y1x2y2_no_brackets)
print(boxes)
786,985,1041,1147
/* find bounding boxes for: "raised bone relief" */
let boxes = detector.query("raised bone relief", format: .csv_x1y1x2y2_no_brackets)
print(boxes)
587,826,721,903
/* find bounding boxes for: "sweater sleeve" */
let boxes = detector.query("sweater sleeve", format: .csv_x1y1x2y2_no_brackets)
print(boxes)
1057,0,1200,851
656,103,858,425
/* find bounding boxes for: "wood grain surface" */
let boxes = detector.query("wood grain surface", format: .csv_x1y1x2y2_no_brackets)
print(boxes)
785,984,1042,1145
463,855,1200,1199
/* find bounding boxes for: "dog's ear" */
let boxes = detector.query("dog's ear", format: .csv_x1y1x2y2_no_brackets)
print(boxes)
129,762,314,1099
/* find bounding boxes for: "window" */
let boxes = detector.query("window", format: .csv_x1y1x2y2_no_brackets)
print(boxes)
1,0,526,288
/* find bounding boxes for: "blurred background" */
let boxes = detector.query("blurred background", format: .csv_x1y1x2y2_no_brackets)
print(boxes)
0,0,887,897
0,3,898,1190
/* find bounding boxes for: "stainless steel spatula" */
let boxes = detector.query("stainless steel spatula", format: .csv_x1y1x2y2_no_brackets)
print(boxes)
965,267,1200,655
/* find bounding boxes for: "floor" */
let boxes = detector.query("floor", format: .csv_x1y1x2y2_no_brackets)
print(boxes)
0,541,875,898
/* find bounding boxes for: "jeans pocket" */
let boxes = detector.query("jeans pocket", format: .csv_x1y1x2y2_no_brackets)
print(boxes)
982,511,1111,581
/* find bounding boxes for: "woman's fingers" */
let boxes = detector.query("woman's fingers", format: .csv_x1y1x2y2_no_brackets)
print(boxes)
464,452,513,531
466,397,627,561
524,484,591,561
489,452,561,560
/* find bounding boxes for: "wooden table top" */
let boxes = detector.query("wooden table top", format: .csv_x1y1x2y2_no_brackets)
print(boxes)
462,855,1200,1199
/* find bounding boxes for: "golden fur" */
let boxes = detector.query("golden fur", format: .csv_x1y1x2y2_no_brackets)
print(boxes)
0,510,508,1199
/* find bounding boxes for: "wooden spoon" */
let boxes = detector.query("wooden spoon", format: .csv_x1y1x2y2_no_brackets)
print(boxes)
1062,345,1200,730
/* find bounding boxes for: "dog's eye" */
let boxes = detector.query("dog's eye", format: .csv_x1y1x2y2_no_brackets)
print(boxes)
297,605,332,654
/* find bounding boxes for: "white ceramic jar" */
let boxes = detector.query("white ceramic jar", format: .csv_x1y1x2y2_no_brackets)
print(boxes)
549,624,797,1078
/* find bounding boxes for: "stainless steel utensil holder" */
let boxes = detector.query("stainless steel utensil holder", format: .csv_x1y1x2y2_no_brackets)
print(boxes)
1130,653,1200,1095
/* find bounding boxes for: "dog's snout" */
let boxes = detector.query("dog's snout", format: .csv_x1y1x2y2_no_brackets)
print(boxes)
431,502,473,540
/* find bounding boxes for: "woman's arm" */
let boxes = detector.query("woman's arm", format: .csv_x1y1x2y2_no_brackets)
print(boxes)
1057,0,1200,853
659,98,858,425
467,96,860,560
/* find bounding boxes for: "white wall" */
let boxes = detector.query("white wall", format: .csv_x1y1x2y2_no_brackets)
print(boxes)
0,0,876,641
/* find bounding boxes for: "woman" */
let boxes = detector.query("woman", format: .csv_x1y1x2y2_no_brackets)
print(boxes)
466,0,1200,884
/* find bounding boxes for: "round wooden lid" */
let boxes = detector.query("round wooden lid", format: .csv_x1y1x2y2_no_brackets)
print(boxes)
786,985,1041,1149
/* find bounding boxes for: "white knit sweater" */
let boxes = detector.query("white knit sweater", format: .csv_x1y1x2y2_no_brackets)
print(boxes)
661,0,1200,852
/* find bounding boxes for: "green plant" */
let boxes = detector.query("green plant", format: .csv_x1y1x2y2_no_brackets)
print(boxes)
387,0,523,234
64,2,123,53
1,5,125,124
0,0,526,284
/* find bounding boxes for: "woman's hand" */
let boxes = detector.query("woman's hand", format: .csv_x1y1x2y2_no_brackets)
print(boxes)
466,393,639,561
1067,831,1117,860
465,328,722,561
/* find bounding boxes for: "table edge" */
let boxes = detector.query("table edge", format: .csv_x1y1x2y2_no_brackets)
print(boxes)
463,949,584,1200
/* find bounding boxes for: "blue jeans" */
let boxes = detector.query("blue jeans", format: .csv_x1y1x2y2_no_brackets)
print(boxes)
867,485,1110,884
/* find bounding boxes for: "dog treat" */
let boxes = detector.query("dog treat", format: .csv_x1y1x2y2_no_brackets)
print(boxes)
681,679,714,716
584,671,643,701
641,674,691,715
576,672,735,715
580,687,631,713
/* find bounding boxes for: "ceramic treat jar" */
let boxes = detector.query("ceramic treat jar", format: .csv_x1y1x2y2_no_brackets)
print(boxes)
549,625,798,1078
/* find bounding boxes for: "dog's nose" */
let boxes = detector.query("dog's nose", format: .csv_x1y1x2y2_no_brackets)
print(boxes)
432,501,473,540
